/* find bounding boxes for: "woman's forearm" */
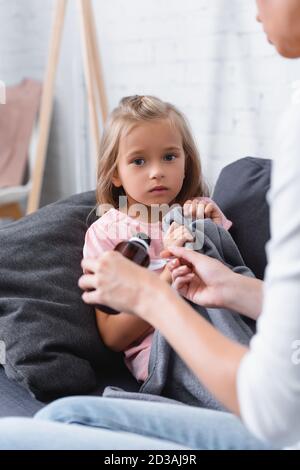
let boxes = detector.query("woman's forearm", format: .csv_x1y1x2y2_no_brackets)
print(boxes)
138,280,248,414
223,274,263,320
95,269,170,352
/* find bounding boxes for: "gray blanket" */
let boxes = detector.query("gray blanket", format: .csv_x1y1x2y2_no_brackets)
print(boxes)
103,208,256,411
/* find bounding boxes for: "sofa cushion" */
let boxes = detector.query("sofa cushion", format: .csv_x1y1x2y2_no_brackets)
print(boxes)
0,191,137,401
0,364,139,417
0,366,44,417
213,157,271,280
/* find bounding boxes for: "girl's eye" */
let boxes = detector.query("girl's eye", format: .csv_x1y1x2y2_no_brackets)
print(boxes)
164,154,176,161
132,158,145,166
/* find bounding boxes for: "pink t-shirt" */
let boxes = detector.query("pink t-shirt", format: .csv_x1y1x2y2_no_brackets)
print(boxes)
83,200,232,383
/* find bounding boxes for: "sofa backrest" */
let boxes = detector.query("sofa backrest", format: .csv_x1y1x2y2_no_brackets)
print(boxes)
213,156,271,280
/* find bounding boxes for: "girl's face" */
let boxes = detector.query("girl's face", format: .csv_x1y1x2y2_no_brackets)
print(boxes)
113,119,186,210
256,0,300,58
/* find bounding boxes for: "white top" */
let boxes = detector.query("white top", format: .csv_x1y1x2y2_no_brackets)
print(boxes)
237,98,300,449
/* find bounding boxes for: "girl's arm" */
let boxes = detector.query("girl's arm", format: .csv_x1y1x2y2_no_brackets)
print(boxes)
95,309,153,352
83,223,156,352
95,266,172,352
96,219,187,351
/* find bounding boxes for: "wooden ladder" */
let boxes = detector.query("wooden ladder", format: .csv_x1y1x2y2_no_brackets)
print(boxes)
26,0,108,215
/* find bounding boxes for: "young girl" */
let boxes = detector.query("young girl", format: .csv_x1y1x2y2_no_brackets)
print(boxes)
83,95,232,382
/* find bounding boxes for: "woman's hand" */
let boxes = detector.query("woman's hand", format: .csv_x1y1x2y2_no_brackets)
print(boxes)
161,246,235,308
162,246,263,319
79,251,158,315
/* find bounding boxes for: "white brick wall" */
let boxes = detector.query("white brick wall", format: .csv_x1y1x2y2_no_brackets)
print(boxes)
1,0,300,204
93,0,300,191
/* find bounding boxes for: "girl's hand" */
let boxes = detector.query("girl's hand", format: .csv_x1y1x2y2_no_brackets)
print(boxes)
163,221,194,251
163,198,231,253
79,251,157,315
161,246,234,308
183,199,205,220
184,198,227,227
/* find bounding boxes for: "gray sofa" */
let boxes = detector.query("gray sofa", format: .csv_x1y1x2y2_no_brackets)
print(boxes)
0,157,271,417
0,365,139,418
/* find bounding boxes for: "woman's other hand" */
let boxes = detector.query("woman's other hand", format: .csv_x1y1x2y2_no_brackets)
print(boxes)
161,246,263,319
79,251,158,315
161,246,234,308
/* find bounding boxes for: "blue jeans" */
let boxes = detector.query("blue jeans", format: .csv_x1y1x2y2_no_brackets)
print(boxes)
0,396,273,450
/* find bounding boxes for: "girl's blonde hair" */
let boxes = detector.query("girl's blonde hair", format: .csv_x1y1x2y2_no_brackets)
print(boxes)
96,95,209,209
